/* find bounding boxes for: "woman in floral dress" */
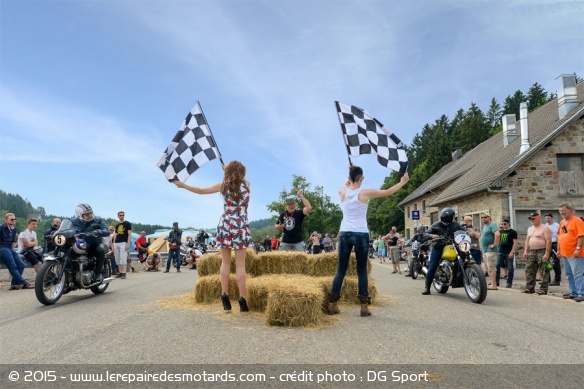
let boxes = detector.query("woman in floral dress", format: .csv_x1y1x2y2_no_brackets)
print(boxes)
173,160,251,312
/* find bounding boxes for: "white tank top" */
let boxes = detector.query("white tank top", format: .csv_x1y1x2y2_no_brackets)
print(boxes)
339,188,369,233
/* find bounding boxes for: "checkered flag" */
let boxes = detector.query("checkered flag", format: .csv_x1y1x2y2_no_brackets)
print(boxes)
157,101,222,182
335,101,408,174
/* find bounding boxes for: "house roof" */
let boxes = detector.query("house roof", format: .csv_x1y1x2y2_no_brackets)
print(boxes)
399,82,584,207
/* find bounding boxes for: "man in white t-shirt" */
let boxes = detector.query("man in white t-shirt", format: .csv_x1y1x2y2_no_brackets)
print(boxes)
17,218,43,272
544,213,561,286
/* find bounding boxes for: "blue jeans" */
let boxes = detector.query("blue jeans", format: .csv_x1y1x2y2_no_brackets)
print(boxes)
563,256,584,298
166,247,181,271
0,247,28,286
425,248,442,288
330,231,369,300
496,253,515,286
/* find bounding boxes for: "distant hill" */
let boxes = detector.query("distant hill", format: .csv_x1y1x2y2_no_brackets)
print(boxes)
249,217,275,230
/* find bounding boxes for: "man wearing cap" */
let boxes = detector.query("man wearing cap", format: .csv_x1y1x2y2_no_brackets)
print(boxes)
480,212,500,290
496,218,518,288
557,203,584,302
522,212,552,295
275,189,312,251
544,213,561,286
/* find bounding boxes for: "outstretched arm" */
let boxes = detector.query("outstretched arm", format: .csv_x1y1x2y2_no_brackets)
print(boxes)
359,172,409,202
173,180,222,195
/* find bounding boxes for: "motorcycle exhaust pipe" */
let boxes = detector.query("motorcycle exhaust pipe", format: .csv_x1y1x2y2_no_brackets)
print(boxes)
102,277,115,284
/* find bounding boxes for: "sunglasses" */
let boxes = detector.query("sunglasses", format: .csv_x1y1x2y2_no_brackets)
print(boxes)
9,218,16,221
561,226,568,233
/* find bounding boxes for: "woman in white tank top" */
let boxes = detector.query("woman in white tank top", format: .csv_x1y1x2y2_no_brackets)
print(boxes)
328,165,409,317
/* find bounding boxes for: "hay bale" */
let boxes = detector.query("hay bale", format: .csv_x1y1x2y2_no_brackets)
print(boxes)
308,252,372,277
193,274,239,304
264,277,324,327
313,276,378,305
247,251,310,276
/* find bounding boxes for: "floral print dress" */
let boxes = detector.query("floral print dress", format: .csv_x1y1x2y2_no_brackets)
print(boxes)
216,181,251,249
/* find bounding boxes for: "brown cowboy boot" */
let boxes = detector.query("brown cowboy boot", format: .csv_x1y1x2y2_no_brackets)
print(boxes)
327,301,340,315
358,296,371,317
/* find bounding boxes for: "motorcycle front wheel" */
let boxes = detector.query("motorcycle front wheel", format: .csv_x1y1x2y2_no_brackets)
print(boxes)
464,263,487,304
410,258,419,279
91,261,111,294
35,261,65,305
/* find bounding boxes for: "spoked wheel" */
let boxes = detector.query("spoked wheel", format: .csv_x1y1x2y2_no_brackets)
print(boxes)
35,261,66,305
91,261,111,294
464,263,487,304
410,258,419,279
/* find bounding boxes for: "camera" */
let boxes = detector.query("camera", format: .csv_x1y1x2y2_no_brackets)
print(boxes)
461,223,470,229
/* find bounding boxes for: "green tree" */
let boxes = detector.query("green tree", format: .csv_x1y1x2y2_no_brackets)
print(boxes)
526,82,548,112
486,97,502,135
503,90,526,118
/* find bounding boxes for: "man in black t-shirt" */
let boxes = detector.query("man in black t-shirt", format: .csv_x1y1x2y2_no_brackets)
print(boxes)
275,190,312,252
496,218,518,288
113,211,132,279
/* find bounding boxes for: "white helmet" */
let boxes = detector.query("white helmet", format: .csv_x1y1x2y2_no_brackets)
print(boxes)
75,203,93,220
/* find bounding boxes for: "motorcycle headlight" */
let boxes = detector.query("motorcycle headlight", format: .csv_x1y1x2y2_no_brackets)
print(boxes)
458,241,471,253
53,234,67,247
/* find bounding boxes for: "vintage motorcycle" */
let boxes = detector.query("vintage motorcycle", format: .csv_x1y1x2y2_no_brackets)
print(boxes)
409,240,429,280
421,231,487,304
35,219,114,305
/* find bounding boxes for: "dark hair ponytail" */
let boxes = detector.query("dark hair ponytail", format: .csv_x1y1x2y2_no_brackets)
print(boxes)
349,165,363,183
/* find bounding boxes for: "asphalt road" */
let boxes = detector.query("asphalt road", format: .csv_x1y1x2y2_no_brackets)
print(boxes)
0,260,582,388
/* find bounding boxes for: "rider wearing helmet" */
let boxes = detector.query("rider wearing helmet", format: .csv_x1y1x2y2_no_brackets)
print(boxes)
71,203,110,282
422,207,464,295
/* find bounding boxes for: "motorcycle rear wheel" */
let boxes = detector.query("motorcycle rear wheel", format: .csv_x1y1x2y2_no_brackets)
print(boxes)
91,261,111,294
464,263,487,304
35,261,65,305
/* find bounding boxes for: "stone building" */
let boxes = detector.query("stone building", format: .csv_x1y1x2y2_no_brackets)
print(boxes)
399,74,584,255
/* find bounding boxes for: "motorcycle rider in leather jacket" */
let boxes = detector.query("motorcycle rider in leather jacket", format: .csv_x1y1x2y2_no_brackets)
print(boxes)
422,207,464,295
71,203,110,282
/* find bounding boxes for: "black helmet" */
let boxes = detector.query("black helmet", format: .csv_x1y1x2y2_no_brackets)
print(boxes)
417,226,425,233
440,208,455,224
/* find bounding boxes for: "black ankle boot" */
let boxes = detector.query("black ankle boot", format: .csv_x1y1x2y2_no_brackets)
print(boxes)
422,286,431,295
238,296,249,312
221,293,232,311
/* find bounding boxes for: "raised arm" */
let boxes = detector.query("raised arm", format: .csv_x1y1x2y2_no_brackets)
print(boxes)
359,173,409,202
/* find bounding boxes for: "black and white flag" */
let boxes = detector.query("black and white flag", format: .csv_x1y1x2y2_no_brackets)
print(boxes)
157,101,221,182
335,101,408,174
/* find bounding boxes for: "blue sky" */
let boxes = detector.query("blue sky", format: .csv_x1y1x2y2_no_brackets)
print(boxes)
1,0,582,229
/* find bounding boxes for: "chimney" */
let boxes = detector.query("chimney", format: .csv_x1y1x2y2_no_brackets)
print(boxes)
502,114,518,147
519,102,530,154
557,74,578,119
451,148,462,161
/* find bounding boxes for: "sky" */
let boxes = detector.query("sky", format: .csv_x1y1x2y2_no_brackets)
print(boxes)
1,0,582,229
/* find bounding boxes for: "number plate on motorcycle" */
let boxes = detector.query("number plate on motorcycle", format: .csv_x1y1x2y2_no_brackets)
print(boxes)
458,240,471,253
53,234,67,246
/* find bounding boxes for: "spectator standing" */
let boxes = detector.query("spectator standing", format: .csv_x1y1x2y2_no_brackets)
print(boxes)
376,235,386,263
271,236,279,251
113,211,132,279
383,230,402,274
196,229,209,247
521,212,552,295
544,213,561,286
164,222,183,273
557,203,584,302
0,213,32,290
17,218,43,273
276,190,312,252
310,232,322,254
496,218,518,288
263,235,271,252
462,215,483,272
480,212,500,290
323,233,333,252
43,217,61,254
108,226,118,275
173,160,251,312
